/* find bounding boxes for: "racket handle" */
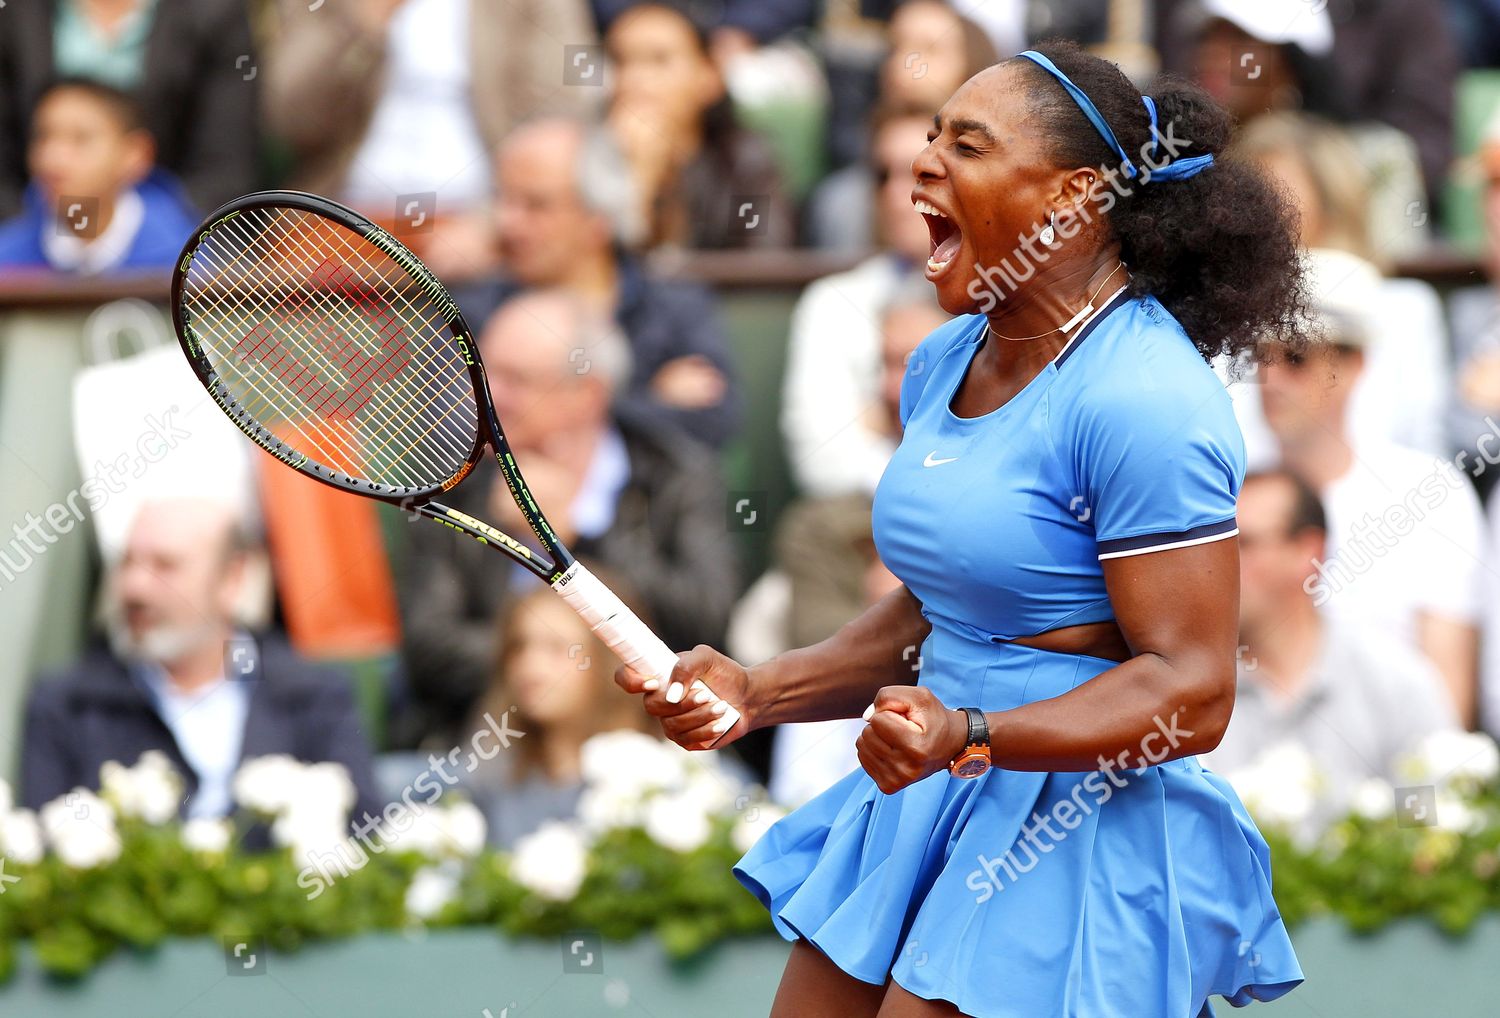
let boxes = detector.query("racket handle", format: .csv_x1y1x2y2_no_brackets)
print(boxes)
551,562,742,747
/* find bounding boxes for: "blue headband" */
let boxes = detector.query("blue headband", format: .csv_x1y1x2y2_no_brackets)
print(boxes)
1017,51,1214,183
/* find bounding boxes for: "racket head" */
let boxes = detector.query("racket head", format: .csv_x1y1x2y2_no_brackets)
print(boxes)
170,190,492,504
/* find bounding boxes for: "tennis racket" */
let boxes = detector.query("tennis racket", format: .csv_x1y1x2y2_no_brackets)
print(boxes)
169,190,741,742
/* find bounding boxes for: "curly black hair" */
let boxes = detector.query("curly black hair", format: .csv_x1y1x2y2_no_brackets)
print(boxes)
1012,40,1309,362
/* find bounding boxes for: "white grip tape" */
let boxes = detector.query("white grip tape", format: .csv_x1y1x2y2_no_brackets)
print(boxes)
552,563,742,742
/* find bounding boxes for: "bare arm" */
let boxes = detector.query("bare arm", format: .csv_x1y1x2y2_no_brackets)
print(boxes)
984,539,1238,769
750,584,930,727
615,584,930,749
856,540,1239,793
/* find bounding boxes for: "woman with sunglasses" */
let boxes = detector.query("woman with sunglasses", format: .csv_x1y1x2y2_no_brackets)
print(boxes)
620,39,1308,1018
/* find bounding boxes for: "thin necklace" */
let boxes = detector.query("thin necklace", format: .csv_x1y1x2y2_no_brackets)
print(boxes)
986,262,1127,342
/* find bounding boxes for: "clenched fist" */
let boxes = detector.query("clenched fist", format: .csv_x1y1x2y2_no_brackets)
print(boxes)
857,686,971,794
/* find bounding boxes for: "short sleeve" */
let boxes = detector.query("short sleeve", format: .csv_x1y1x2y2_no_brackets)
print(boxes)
899,315,982,429
1076,386,1245,560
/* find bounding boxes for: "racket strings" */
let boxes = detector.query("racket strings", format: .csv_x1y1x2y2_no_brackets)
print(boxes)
189,223,434,482
261,211,480,475
182,206,479,489
212,211,471,479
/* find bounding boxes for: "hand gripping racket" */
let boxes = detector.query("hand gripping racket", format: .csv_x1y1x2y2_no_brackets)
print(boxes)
170,191,741,742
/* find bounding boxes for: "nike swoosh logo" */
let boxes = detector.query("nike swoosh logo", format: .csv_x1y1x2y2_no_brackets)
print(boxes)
923,451,959,467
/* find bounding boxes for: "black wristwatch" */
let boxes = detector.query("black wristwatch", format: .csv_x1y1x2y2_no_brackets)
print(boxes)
948,706,992,778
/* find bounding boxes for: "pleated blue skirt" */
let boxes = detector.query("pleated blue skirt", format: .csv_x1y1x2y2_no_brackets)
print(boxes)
734,630,1303,1017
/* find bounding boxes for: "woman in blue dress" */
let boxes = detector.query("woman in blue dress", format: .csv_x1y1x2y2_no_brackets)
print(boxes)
617,40,1308,1018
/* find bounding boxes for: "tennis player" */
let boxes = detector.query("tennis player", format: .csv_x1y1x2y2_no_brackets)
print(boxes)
618,40,1307,1018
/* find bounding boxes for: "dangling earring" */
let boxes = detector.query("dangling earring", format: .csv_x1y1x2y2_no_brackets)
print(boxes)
1040,210,1056,246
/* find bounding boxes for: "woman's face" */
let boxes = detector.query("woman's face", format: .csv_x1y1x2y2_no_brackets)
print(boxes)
911,63,1079,314
503,596,598,727
873,115,938,263
883,1,974,111
607,5,722,131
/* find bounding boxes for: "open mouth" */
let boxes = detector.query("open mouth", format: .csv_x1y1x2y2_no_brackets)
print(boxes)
914,198,962,277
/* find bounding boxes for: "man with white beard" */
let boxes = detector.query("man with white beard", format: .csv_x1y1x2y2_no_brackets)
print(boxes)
20,497,380,824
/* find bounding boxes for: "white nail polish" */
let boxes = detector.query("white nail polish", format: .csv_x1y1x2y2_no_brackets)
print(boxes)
862,704,875,721
666,682,684,703
712,713,734,733
711,701,728,716
694,690,713,704
643,679,660,691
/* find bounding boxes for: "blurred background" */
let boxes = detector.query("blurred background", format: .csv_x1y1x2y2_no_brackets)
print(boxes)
3,0,1500,1011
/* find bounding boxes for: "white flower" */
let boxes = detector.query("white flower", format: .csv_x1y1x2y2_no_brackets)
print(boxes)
181,817,233,854
731,803,787,855
1434,792,1485,835
577,783,645,834
39,789,120,868
0,777,12,816
404,864,461,920
0,809,44,865
1401,730,1500,792
580,731,685,798
284,761,357,823
1223,743,1319,831
644,790,712,853
101,751,183,825
511,821,588,901
679,757,742,815
233,754,306,815
394,801,488,859
443,801,487,857
1350,777,1395,821
271,810,352,864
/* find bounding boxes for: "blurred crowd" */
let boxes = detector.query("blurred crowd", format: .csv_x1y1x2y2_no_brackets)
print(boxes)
6,0,1500,850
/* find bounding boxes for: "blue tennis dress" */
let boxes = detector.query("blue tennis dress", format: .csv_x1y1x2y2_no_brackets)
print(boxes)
734,290,1303,1017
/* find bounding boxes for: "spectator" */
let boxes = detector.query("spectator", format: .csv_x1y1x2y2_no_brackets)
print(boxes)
1162,0,1430,260
262,0,595,283
604,2,793,249
820,1,1000,187
880,0,1001,117
1446,111,1500,501
21,498,381,822
1206,470,1458,833
1258,261,1485,726
0,78,198,274
456,117,741,447
1223,125,1451,463
592,0,818,69
0,0,259,220
459,570,656,849
729,282,942,804
1324,0,1459,211
398,290,737,744
1158,0,1461,200
783,117,942,496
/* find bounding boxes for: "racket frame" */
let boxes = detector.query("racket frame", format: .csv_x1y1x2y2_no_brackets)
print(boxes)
171,190,742,742
171,189,570,583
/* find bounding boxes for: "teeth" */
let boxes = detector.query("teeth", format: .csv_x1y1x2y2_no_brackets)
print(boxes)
914,200,947,217
926,255,951,273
